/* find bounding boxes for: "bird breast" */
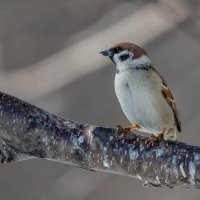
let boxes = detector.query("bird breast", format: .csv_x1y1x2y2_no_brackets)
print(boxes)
114,69,175,134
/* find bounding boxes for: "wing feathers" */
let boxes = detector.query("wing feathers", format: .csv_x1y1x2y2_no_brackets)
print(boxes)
150,66,181,132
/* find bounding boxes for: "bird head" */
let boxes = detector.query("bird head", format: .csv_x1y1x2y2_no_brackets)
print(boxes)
100,42,151,72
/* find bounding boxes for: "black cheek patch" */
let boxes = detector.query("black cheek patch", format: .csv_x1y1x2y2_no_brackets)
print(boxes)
119,54,130,61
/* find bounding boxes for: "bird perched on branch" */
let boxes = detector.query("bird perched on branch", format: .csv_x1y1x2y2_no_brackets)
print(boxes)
100,42,181,142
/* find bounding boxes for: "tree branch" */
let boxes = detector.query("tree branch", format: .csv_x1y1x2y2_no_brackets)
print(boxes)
0,91,199,189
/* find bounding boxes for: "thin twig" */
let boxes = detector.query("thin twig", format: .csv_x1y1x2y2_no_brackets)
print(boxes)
0,91,199,188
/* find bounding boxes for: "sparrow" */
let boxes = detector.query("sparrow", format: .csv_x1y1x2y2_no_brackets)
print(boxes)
100,42,181,141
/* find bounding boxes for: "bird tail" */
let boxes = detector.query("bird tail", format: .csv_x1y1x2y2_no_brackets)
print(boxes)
164,127,179,141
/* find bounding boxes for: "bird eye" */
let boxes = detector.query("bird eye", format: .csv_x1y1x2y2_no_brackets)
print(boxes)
119,54,130,61
113,47,123,54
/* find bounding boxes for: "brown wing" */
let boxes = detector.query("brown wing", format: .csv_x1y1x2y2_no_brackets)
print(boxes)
150,66,181,132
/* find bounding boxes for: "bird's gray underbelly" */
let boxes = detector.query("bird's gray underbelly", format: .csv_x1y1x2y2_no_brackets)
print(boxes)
115,72,175,134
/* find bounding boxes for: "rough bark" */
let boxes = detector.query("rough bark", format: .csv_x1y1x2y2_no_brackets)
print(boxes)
0,91,199,188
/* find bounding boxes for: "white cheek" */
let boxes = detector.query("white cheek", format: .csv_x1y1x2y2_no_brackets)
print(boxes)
113,51,133,64
125,59,133,66
130,55,151,67
115,55,151,72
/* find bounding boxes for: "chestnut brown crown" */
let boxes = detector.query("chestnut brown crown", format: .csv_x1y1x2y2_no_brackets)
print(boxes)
100,42,148,60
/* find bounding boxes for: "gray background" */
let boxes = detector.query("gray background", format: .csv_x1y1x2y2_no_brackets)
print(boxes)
0,0,200,199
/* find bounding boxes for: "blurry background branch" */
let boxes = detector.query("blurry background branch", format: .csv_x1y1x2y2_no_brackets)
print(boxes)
0,0,189,100
0,91,200,189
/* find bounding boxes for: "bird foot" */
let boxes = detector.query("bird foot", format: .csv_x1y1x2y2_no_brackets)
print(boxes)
116,125,131,134
145,133,164,148
116,125,139,139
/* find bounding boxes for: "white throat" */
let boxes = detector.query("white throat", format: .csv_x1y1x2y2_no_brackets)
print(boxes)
116,55,151,73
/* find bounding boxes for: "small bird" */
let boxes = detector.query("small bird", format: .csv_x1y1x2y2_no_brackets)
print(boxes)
100,42,181,141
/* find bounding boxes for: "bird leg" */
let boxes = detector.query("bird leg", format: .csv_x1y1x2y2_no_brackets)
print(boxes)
116,124,140,139
145,133,164,148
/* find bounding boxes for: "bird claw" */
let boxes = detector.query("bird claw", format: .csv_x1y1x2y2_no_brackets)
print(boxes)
145,133,164,148
116,125,136,139
116,125,131,134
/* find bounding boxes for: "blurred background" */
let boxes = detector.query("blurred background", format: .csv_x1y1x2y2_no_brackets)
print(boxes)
0,0,200,199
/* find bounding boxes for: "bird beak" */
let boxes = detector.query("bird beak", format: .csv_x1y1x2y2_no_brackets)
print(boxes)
99,49,114,57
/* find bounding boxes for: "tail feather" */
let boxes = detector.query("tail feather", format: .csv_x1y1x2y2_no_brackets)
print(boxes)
164,127,178,141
